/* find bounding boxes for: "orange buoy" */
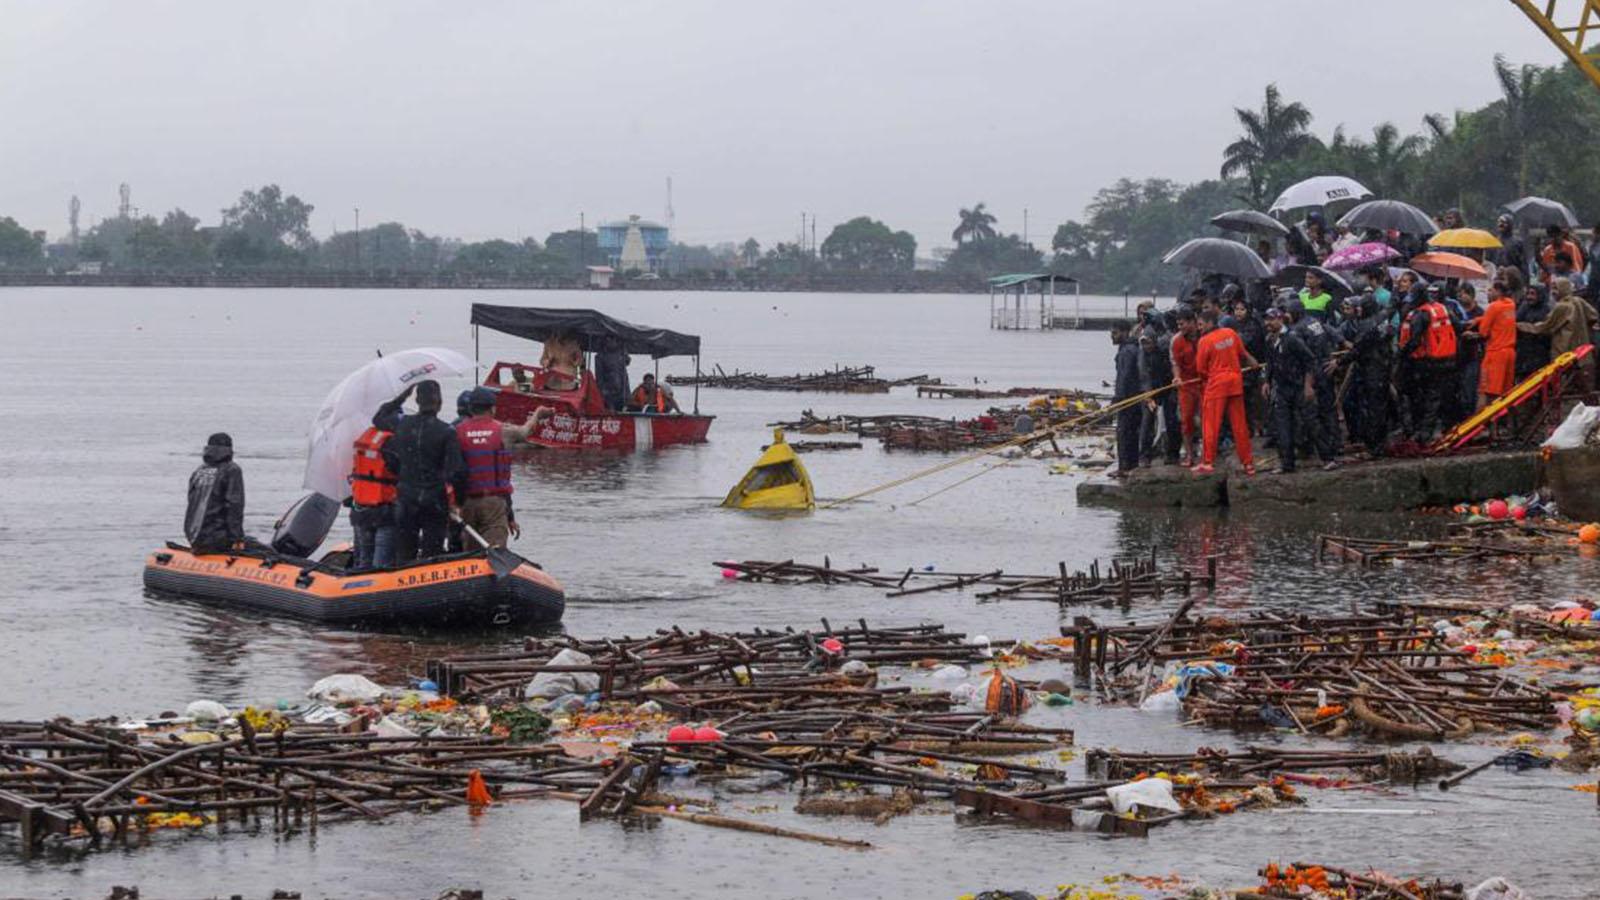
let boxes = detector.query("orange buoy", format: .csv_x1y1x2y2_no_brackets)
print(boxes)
1580,524,1600,545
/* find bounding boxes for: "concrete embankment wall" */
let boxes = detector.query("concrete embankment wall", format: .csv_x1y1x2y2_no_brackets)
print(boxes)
1077,450,1540,511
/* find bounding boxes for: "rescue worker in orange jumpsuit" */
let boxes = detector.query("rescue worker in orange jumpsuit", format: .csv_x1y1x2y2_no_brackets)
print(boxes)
348,425,399,568
1472,281,1518,410
454,387,553,549
1168,308,1203,466
1193,308,1258,475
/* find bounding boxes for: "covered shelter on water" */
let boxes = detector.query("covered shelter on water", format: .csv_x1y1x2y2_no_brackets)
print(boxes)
987,273,1081,330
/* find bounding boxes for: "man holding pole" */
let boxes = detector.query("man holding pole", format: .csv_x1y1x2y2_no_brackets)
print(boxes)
1193,308,1257,476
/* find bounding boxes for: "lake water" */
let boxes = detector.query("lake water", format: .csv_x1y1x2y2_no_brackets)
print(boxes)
0,288,1594,898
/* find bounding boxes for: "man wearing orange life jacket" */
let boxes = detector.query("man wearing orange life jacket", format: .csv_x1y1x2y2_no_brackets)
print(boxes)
630,373,680,414
1193,308,1257,476
1397,283,1460,442
455,387,553,549
348,426,399,569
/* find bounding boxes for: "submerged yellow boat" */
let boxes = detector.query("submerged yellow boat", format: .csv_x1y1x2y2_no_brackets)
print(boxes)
722,429,815,511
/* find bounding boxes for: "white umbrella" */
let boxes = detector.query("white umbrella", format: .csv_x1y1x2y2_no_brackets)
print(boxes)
302,347,476,500
1268,176,1372,215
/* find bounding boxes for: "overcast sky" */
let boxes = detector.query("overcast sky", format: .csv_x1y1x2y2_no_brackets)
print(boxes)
0,1,1567,252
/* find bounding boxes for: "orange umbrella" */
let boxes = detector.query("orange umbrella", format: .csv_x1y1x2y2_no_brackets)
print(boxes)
1428,228,1502,250
1410,251,1487,280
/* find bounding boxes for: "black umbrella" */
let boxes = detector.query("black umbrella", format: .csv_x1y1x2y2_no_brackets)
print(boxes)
1274,264,1354,300
1503,196,1580,229
1209,209,1290,237
1163,237,1272,281
1336,199,1437,236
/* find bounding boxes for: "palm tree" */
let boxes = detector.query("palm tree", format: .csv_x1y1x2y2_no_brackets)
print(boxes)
952,203,998,244
1367,122,1426,198
1493,53,1540,196
1220,84,1315,208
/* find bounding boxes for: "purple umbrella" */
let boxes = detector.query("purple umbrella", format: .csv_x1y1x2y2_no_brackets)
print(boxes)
1322,241,1402,271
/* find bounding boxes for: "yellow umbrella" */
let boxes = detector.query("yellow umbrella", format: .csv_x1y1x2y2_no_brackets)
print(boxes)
1428,228,1503,250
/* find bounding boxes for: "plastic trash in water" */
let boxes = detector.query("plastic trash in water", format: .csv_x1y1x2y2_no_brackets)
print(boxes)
1105,778,1181,814
930,664,968,680
417,679,439,692
184,700,230,722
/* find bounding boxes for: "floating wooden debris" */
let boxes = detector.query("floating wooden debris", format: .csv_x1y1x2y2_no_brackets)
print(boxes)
1317,534,1546,566
914,385,1105,401
0,719,592,855
952,744,1456,837
668,365,938,393
1061,604,1558,739
714,552,1217,607
763,439,862,453
426,621,998,703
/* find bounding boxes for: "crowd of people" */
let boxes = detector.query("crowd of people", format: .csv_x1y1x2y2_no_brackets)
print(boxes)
1110,208,1600,478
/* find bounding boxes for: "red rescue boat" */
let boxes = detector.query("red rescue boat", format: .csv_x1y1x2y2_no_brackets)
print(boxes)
470,304,714,451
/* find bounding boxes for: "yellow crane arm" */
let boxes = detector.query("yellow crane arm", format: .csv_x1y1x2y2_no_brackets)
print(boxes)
1508,0,1600,91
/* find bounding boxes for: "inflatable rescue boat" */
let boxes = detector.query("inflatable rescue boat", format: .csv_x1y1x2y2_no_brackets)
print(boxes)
143,544,565,629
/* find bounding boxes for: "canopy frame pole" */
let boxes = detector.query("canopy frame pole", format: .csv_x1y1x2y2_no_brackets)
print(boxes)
473,324,480,384
693,354,701,415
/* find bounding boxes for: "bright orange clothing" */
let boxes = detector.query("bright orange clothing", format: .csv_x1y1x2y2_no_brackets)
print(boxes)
1540,239,1585,283
1480,349,1516,397
1177,386,1201,439
1478,297,1517,354
1201,394,1253,467
1195,327,1246,399
1171,333,1201,381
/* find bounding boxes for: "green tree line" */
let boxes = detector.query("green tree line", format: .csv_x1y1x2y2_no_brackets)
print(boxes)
1052,50,1600,293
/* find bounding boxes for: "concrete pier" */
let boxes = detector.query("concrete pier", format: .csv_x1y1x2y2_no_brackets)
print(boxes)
1077,449,1539,511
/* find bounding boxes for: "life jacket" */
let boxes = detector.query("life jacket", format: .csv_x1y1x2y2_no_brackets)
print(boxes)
455,415,512,497
1400,301,1458,360
349,427,398,506
983,668,1030,717
632,384,667,412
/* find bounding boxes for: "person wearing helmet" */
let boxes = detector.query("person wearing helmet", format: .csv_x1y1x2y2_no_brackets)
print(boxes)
1261,308,1315,474
1397,283,1461,442
1287,298,1346,469
1341,293,1395,457
452,386,553,549
1169,307,1204,466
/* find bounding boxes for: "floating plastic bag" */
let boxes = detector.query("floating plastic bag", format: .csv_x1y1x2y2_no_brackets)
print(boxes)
184,700,230,721
524,649,601,700
1542,404,1600,449
1139,689,1181,712
306,674,388,704
1105,778,1181,814
1466,877,1531,900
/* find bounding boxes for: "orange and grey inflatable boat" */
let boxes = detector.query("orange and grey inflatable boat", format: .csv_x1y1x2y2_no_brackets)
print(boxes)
143,543,565,628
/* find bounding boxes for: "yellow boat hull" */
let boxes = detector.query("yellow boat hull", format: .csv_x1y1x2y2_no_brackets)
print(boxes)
722,429,816,511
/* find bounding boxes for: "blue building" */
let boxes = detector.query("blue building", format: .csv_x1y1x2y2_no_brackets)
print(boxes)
596,215,670,273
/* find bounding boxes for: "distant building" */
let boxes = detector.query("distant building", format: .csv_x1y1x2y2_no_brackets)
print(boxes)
597,215,669,274
586,265,615,289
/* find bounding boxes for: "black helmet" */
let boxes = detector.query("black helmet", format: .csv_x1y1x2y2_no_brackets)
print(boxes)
468,386,498,412
456,389,475,415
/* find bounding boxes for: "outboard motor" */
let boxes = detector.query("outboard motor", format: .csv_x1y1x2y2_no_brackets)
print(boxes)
271,492,341,558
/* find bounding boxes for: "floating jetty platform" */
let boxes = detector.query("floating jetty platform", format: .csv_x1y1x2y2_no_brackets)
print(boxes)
1077,449,1539,510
